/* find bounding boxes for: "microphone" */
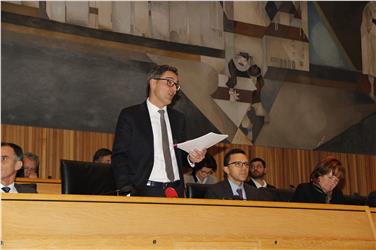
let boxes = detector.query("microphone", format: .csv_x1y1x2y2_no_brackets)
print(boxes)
165,187,178,198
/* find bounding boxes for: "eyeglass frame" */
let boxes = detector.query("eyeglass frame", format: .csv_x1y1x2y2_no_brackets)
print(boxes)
154,77,181,91
226,161,251,168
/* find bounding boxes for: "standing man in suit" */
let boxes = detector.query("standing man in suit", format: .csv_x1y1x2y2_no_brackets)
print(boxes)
1,142,37,193
206,148,260,200
111,65,206,197
247,157,276,189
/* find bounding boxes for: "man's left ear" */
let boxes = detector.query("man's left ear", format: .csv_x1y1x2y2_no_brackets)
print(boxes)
15,160,23,171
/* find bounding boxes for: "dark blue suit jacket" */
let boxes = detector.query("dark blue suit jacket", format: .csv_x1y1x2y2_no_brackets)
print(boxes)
111,102,187,193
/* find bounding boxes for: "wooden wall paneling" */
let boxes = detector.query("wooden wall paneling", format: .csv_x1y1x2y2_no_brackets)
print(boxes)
1,124,375,195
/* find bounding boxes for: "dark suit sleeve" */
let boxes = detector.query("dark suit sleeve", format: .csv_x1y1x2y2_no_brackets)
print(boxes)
291,183,308,203
111,109,134,191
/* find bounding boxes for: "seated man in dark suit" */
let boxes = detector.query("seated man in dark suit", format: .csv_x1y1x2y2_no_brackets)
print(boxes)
1,142,37,193
247,157,276,189
206,148,262,200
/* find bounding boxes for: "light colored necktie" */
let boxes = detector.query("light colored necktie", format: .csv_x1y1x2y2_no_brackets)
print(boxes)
158,110,174,182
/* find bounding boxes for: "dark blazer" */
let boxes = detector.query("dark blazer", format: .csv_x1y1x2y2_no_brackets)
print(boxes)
15,183,37,193
111,102,187,193
205,178,273,201
291,182,345,204
248,179,276,189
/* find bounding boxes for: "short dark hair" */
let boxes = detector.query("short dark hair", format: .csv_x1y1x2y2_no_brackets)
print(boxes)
250,157,266,168
93,148,112,162
146,64,179,97
192,153,217,174
310,156,345,184
1,142,23,161
224,148,246,166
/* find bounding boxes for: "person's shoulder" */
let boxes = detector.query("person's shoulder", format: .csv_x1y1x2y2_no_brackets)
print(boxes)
296,182,311,190
183,174,194,184
205,181,225,198
206,175,218,184
244,183,258,193
121,102,146,113
167,107,184,117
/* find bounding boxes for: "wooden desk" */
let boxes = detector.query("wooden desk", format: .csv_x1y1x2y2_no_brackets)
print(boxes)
15,178,61,194
2,194,376,249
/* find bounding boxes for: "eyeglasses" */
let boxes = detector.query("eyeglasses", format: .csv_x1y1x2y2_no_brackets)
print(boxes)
154,77,181,91
227,161,250,168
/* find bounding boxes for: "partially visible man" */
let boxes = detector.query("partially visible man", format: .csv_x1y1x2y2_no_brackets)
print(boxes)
23,152,39,178
112,65,206,197
93,148,112,164
206,148,259,200
1,142,37,193
248,157,276,189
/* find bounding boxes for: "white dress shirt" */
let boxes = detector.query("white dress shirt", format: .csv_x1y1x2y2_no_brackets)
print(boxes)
147,99,180,182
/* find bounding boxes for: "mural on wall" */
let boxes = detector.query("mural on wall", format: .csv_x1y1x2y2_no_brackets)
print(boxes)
361,1,376,102
211,52,267,144
2,1,376,154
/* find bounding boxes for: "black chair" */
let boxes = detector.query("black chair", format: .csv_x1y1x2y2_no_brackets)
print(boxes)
185,183,213,198
60,159,117,195
275,188,295,202
342,193,368,206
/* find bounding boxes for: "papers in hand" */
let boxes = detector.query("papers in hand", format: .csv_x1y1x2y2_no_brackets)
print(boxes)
176,132,228,153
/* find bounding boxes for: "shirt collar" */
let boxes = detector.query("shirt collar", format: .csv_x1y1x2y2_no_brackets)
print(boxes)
1,182,17,193
147,98,167,114
251,178,267,188
227,178,244,191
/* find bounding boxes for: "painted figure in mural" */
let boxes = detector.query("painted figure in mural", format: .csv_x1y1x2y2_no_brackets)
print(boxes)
361,1,376,101
111,65,206,198
291,156,345,204
226,52,268,143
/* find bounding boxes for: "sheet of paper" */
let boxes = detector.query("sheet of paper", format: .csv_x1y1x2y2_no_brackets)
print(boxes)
176,132,228,153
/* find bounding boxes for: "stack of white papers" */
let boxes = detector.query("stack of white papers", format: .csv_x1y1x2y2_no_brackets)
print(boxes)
176,132,228,153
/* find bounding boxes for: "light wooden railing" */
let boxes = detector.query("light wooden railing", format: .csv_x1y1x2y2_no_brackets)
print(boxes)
2,124,376,196
1,194,376,249
15,178,61,194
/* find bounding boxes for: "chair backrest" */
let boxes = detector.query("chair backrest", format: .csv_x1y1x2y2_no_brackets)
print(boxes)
60,159,117,195
185,183,212,198
274,188,295,202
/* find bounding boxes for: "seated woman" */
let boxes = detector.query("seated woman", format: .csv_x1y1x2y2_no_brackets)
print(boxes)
184,153,218,184
291,156,345,204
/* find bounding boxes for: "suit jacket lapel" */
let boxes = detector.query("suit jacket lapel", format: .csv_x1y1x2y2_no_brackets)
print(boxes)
224,178,235,199
140,102,154,147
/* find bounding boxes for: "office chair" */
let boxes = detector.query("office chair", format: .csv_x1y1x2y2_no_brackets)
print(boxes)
60,159,117,195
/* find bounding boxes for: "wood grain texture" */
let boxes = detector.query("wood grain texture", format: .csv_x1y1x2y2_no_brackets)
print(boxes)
2,194,376,249
2,124,376,196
